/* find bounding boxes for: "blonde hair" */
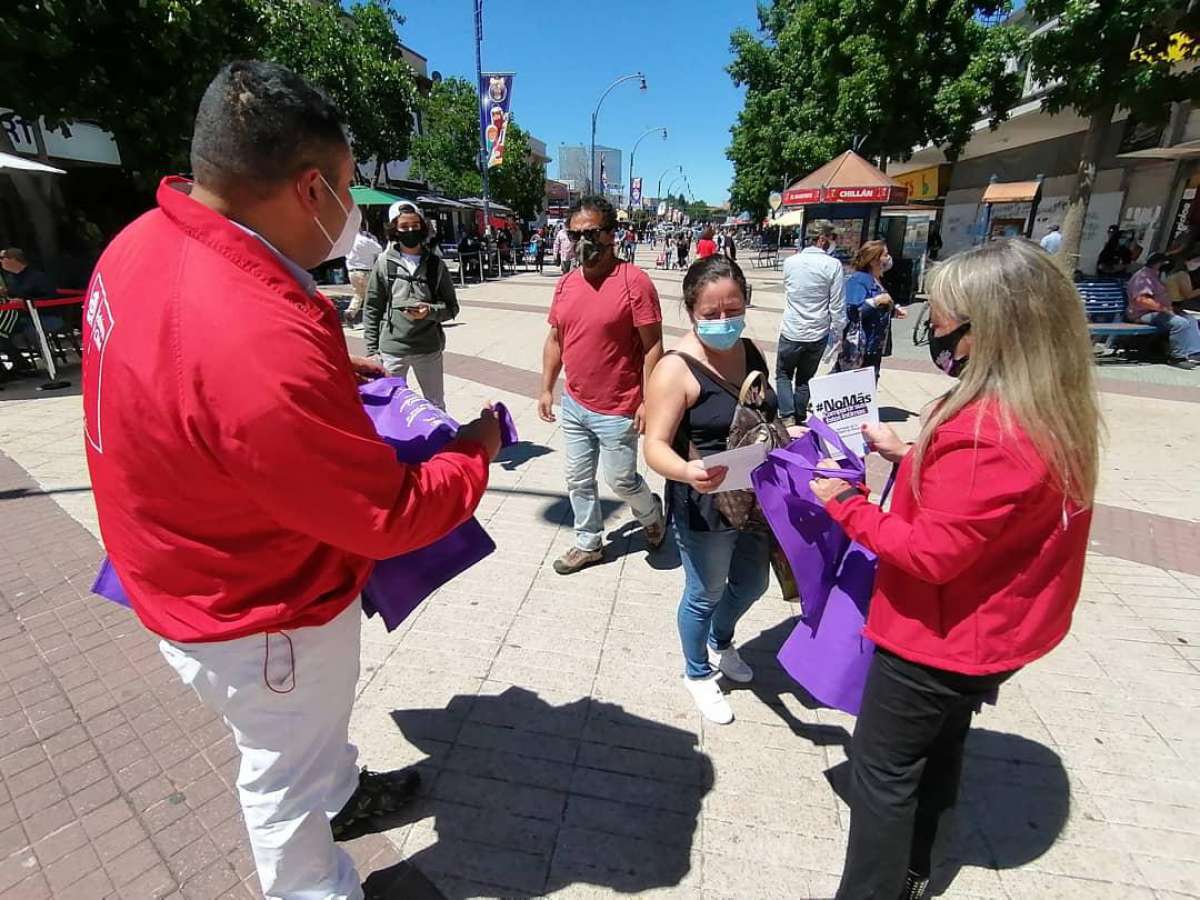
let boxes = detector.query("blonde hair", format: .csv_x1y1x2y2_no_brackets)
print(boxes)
912,239,1101,507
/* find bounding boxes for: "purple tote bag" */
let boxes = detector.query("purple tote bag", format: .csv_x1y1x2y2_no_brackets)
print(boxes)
93,377,516,633
751,415,893,715
357,378,516,630
751,416,866,623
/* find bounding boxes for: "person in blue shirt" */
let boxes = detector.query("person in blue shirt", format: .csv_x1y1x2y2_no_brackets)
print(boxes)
835,240,906,378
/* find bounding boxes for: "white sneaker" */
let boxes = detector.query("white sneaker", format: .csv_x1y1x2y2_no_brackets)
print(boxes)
683,673,734,725
710,644,754,683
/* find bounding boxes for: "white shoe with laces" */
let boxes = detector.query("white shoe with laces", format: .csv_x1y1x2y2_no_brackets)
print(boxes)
710,644,754,683
683,673,734,725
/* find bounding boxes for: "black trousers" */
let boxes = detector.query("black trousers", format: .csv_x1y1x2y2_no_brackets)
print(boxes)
835,650,1015,899
775,336,826,421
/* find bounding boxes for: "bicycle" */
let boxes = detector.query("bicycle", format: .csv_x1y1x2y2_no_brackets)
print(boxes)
911,301,933,346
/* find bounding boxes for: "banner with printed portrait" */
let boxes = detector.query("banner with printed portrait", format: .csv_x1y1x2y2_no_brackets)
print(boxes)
631,177,643,207
479,72,514,169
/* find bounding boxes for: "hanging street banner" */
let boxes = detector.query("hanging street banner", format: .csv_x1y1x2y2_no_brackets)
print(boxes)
480,72,514,169
657,201,667,217
631,177,643,207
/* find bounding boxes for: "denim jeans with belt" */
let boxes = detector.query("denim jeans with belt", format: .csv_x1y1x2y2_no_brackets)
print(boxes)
674,519,771,679
560,392,661,551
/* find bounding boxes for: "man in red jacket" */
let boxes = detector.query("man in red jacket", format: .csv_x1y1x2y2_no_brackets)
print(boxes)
82,61,501,899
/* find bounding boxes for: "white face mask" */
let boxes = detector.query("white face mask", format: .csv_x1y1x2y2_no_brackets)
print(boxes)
882,255,894,272
1187,259,1200,272
313,173,361,262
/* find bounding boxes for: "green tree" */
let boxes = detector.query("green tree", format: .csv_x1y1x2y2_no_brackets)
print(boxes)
0,0,262,253
1025,0,1199,270
258,0,417,185
491,120,546,220
727,0,1023,220
409,76,482,198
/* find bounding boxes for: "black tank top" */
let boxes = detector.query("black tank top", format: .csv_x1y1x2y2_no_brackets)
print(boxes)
667,340,776,532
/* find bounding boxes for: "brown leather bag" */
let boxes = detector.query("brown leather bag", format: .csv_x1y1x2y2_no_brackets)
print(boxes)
707,368,790,531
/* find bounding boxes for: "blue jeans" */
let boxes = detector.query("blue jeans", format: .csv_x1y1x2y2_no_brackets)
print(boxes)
675,520,771,679
561,392,661,551
1139,311,1200,360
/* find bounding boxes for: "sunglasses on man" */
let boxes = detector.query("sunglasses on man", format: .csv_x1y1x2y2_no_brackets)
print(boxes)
566,227,612,243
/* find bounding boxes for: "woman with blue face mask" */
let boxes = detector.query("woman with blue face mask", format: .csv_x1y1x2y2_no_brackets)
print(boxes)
643,256,787,725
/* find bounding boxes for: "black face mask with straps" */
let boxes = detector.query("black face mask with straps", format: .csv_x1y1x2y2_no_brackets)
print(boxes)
395,229,424,250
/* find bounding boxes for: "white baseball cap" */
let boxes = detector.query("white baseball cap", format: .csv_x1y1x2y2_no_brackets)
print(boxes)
388,200,423,223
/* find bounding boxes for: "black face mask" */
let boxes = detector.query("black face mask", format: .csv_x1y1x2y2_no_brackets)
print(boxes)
395,229,424,250
929,322,970,377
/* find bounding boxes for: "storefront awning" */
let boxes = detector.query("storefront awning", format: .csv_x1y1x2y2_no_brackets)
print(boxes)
415,194,469,208
349,186,404,206
771,209,806,227
981,180,1041,204
0,150,66,175
1117,139,1200,160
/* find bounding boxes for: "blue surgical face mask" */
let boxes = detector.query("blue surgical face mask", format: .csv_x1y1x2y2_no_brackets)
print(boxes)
696,315,746,351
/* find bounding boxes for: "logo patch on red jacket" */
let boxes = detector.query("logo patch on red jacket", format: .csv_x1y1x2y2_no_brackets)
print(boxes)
84,272,115,453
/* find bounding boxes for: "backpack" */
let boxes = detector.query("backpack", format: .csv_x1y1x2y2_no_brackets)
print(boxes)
713,368,791,531
676,350,789,531
384,251,440,307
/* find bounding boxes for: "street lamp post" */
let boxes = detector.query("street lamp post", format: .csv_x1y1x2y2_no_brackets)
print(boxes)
589,72,646,193
656,165,681,212
666,175,686,223
628,126,667,211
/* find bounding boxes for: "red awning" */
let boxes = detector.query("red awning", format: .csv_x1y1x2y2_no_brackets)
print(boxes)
781,151,909,206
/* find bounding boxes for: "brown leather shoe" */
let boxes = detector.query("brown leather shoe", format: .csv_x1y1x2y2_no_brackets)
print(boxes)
553,547,603,575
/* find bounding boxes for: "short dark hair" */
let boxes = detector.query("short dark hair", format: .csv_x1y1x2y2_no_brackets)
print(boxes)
567,195,617,231
1146,252,1171,268
0,248,27,264
190,60,348,195
682,255,748,313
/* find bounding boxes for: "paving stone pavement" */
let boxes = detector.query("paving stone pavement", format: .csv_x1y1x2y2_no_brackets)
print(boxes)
1,263,1198,899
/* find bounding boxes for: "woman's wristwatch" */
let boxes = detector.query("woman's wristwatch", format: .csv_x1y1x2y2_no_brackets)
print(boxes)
834,486,862,504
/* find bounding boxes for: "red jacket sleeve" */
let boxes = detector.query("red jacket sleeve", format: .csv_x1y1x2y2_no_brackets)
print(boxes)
826,434,1036,585
207,323,490,561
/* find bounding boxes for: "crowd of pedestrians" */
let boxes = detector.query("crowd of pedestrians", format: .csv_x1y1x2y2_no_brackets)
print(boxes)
73,59,1123,900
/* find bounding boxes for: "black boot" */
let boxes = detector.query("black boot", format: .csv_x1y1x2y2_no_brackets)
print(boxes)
898,870,930,900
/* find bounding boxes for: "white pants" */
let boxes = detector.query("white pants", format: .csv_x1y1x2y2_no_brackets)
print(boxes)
159,600,364,900
381,350,446,411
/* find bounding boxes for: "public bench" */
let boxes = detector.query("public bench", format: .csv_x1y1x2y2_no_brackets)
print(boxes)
1076,278,1161,360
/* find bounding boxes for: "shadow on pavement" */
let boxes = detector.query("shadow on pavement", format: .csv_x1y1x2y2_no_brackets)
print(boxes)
387,686,712,898
738,618,1071,897
495,441,553,471
0,362,83,401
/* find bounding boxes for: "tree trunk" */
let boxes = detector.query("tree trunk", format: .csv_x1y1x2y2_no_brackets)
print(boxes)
1057,102,1114,277
0,126,60,262
372,157,384,188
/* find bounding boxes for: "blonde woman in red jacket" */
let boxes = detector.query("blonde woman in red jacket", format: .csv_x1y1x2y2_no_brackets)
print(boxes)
811,238,1101,900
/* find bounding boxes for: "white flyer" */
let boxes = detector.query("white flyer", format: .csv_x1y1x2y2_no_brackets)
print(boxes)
808,367,879,457
699,443,769,493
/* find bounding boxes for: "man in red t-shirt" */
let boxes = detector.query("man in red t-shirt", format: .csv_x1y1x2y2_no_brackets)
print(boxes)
538,196,666,574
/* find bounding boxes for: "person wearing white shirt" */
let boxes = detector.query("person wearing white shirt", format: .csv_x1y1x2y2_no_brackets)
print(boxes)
344,221,382,325
1039,225,1063,255
777,220,846,425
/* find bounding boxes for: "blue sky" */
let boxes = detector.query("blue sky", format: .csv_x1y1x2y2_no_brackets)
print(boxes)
386,1,763,206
